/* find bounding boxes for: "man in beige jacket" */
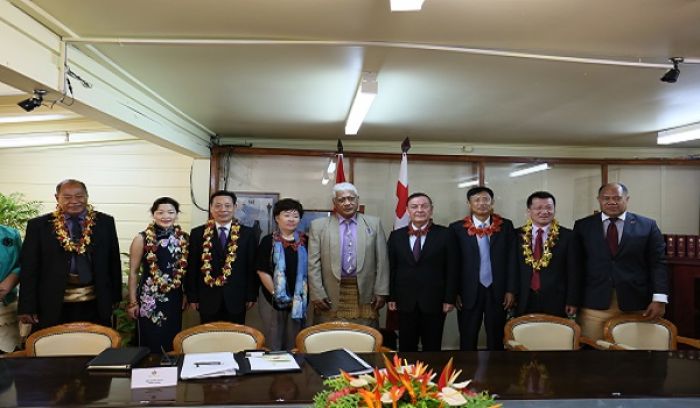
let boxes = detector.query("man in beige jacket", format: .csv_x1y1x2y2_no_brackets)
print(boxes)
308,182,389,328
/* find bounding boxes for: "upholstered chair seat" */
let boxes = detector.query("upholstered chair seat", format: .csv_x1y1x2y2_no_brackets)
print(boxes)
23,322,121,357
504,314,585,351
173,322,265,354
295,321,383,353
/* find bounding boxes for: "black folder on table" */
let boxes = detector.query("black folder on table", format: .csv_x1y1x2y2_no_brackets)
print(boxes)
304,348,373,378
86,347,150,370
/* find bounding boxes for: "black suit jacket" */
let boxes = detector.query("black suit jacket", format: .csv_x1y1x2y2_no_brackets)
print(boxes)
18,212,122,328
387,224,458,313
515,225,576,317
449,216,517,309
185,223,258,315
571,212,668,311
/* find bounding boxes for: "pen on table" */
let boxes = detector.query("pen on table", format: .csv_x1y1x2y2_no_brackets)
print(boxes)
194,361,222,367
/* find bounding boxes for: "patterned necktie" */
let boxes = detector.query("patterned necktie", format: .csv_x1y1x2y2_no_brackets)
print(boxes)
218,227,228,250
530,228,544,291
341,219,356,276
478,224,492,287
412,235,421,261
607,218,619,256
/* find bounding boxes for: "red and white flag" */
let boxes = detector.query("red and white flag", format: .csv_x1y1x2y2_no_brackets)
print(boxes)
393,138,411,229
335,139,346,183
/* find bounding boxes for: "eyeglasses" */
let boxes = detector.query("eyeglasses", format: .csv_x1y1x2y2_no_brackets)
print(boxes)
334,196,358,204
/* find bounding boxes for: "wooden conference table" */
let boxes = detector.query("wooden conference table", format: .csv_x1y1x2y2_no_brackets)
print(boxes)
1,350,699,407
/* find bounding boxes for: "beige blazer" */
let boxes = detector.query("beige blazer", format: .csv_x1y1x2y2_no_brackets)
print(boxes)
307,213,389,307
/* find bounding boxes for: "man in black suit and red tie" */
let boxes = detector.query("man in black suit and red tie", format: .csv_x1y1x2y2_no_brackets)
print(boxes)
18,179,122,330
387,193,458,351
572,182,668,340
186,190,258,324
515,191,577,318
450,186,517,351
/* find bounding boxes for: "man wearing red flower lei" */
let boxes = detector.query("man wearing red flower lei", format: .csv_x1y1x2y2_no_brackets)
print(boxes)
18,179,122,330
449,186,517,350
515,191,578,318
387,192,458,351
185,190,258,324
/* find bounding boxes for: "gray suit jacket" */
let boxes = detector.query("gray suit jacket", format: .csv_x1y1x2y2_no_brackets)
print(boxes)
307,213,389,308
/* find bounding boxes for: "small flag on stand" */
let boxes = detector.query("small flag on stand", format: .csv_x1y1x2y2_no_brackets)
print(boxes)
387,137,411,333
393,137,411,229
335,139,346,183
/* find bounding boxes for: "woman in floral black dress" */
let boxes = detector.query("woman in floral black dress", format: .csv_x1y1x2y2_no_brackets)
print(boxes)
127,197,189,352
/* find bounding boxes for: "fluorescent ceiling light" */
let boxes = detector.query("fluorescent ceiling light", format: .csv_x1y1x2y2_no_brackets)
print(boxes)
345,72,378,135
457,180,479,189
0,130,131,148
0,134,67,148
657,122,700,145
390,0,425,12
509,163,550,178
0,113,72,124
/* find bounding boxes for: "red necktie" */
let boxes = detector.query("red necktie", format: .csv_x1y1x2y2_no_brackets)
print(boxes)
530,228,543,291
607,218,619,256
412,236,421,261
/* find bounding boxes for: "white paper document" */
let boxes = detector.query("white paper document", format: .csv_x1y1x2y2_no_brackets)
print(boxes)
247,352,300,372
180,352,238,379
131,366,178,388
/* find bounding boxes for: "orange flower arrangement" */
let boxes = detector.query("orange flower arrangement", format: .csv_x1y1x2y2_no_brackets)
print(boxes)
52,204,96,254
144,222,189,293
313,354,499,408
462,214,503,238
200,219,240,287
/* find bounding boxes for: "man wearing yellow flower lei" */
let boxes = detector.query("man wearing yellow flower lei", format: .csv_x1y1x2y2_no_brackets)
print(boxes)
18,179,122,330
515,191,577,318
185,190,258,324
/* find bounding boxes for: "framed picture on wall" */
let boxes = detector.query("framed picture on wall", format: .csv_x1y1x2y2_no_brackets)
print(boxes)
234,192,279,242
297,206,365,233
298,209,333,233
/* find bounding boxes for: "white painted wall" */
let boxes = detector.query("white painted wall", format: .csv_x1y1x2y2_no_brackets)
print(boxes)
0,140,210,251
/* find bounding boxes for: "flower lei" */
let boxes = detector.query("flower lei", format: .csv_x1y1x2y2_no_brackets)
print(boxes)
201,219,240,287
273,230,306,251
52,204,96,254
144,222,189,293
463,214,503,237
521,219,559,270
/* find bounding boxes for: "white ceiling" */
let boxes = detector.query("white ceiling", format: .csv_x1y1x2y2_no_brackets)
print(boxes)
6,0,700,149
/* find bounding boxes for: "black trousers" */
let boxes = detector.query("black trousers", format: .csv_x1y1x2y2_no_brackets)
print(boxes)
34,299,108,332
398,309,445,352
200,305,246,325
458,284,506,351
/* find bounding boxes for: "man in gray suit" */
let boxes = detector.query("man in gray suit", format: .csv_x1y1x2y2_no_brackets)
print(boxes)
308,182,389,328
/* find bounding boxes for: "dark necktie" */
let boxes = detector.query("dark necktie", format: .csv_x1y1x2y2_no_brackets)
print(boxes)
218,227,228,250
412,235,421,261
530,228,543,291
70,216,91,284
607,218,619,256
70,216,82,242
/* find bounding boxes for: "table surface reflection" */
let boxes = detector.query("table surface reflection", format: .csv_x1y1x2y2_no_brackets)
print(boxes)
0,350,699,407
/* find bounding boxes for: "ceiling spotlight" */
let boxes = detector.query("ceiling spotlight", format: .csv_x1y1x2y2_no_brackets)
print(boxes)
660,57,683,83
17,90,47,112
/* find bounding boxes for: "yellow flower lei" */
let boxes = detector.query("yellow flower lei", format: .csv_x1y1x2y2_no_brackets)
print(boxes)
201,219,240,287
144,223,189,293
521,219,559,270
51,204,96,254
